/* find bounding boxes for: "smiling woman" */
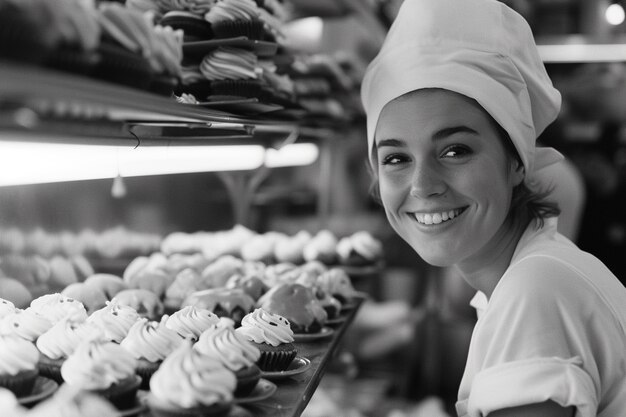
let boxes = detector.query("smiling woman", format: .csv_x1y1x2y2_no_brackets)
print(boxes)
360,0,626,416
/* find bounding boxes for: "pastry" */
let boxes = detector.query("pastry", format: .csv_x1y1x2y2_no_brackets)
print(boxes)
182,288,255,326
112,289,164,321
194,319,261,396
0,307,53,342
0,334,39,396
240,232,283,264
235,308,296,371
257,283,327,333
225,271,268,301
273,231,311,265
36,318,99,384
164,305,219,341
87,300,140,343
29,293,87,324
163,267,203,314
204,0,266,40
199,255,244,289
61,337,140,410
316,268,358,304
0,277,33,309
302,230,339,265
119,317,183,389
61,282,108,314
0,298,15,320
336,231,383,266
83,273,129,300
147,340,236,417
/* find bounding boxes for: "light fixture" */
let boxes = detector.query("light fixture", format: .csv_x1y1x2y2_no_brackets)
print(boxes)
606,1,625,26
537,43,626,63
0,136,320,187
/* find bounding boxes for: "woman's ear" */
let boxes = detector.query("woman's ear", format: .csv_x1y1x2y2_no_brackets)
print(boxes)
511,161,525,187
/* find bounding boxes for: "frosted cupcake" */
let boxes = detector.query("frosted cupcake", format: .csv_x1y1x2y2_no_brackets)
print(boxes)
236,308,296,371
164,305,219,341
194,319,261,396
29,293,87,324
0,308,53,342
0,334,39,396
336,231,383,266
120,318,183,389
61,337,140,410
36,318,99,383
302,230,339,265
0,298,15,320
147,341,236,417
87,300,140,343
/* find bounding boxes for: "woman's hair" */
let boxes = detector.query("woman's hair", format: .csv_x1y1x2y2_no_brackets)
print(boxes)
367,114,561,228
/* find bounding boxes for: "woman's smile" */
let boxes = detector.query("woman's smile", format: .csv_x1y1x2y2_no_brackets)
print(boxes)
410,206,468,226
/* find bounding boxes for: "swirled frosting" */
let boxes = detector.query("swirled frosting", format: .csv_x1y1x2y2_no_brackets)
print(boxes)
0,299,15,320
164,306,218,340
150,341,236,408
0,334,39,375
162,0,215,15
120,318,182,363
87,300,140,343
0,308,53,342
29,293,88,324
204,0,259,24
200,47,260,80
61,338,137,390
337,231,383,261
194,320,260,371
235,308,293,346
36,318,99,360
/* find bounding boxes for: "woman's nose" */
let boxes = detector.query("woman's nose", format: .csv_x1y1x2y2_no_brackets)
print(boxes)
409,162,447,198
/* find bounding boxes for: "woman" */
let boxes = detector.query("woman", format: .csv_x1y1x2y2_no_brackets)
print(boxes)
360,0,626,416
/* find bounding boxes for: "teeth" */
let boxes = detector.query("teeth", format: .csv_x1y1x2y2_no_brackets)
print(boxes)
414,208,463,225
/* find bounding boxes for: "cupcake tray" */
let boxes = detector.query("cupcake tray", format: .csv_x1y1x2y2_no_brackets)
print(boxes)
137,296,364,417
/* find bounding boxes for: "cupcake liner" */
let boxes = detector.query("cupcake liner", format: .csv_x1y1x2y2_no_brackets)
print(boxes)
38,356,64,385
160,14,213,42
256,344,297,372
210,20,265,40
96,375,141,410
136,359,161,390
233,365,260,397
92,42,153,91
0,368,38,397
147,395,232,417
177,81,212,100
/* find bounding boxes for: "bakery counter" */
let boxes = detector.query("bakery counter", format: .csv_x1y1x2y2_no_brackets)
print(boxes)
137,297,364,417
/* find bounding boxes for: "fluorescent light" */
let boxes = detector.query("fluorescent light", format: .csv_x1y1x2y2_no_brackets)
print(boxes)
606,3,625,26
282,17,324,52
537,43,626,63
264,143,319,168
0,140,266,186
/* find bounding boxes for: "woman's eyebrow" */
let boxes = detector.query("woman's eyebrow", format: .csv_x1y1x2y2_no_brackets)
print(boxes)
376,138,405,148
433,126,479,140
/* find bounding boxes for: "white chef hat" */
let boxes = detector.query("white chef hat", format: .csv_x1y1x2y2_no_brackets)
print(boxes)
361,0,563,182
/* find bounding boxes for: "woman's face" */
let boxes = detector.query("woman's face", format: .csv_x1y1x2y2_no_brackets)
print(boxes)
374,89,524,267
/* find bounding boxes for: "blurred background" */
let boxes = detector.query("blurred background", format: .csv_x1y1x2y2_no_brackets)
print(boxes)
1,0,626,415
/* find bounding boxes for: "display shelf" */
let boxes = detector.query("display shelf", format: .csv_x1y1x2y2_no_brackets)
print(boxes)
0,61,334,148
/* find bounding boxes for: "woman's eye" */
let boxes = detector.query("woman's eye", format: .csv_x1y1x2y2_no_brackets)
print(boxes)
380,154,408,165
441,145,471,158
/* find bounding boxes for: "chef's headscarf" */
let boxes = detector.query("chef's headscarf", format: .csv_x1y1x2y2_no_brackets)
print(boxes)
361,0,563,183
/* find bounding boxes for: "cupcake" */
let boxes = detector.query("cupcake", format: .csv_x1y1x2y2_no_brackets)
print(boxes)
257,283,327,333
199,255,244,289
204,0,266,40
36,318,100,384
236,308,296,371
0,298,16,320
302,230,339,265
182,288,255,326
336,231,383,266
61,337,140,410
194,319,261,397
83,273,129,300
61,282,108,314
225,272,269,301
273,231,312,265
163,267,203,313
87,300,140,343
112,289,164,321
147,341,236,417
316,268,358,304
29,293,88,324
119,318,183,389
164,305,219,341
0,307,53,342
0,334,39,396
26,383,119,417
